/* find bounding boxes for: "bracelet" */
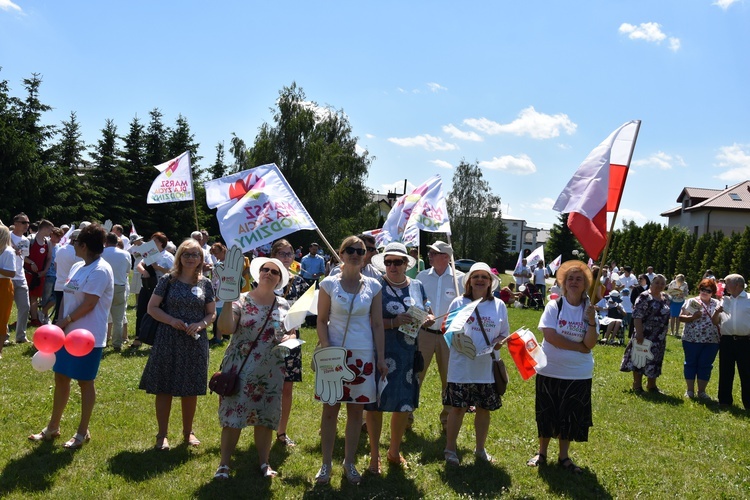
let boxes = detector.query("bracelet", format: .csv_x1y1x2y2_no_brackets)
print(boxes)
65,315,73,323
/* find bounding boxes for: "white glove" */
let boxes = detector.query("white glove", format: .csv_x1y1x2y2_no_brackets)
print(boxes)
631,338,654,369
313,347,356,405
103,219,113,232
214,245,244,302
451,333,477,360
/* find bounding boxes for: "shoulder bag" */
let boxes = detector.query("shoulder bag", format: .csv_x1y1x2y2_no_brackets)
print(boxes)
209,298,276,396
475,306,508,397
139,277,172,346
311,279,362,372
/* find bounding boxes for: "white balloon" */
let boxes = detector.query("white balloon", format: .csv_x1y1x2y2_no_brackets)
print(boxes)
31,351,56,372
610,272,620,282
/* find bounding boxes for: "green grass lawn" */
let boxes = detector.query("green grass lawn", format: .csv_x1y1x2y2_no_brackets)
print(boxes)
1,299,749,499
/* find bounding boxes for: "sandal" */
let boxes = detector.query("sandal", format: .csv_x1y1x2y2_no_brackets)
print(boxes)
367,455,381,475
63,430,90,450
633,386,644,394
315,464,331,485
647,386,663,394
474,448,494,463
29,427,61,442
184,431,201,447
444,449,460,466
342,461,362,485
526,453,546,467
154,434,170,451
276,433,296,447
387,451,408,468
260,463,278,478
558,457,582,474
213,465,231,480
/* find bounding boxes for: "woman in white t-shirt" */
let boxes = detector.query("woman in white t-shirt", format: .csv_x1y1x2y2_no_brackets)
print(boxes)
0,225,16,356
29,224,114,449
443,262,509,466
527,260,598,474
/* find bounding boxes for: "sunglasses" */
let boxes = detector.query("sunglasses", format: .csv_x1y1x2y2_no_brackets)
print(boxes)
181,252,202,259
343,246,366,256
384,259,405,267
699,288,713,294
260,267,281,276
366,246,377,253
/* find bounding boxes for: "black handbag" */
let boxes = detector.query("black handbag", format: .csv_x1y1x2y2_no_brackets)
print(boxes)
139,277,172,346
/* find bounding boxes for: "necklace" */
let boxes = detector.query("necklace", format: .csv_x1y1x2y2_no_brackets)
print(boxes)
386,276,408,287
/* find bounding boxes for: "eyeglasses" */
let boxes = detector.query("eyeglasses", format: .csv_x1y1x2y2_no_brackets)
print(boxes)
383,259,405,267
366,246,377,253
428,251,445,257
182,252,202,259
260,267,281,276
276,251,294,258
699,288,713,294
343,246,366,256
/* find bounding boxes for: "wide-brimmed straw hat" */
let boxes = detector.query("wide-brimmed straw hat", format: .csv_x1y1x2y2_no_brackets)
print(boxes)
463,262,500,292
250,257,289,291
371,242,416,272
556,260,593,291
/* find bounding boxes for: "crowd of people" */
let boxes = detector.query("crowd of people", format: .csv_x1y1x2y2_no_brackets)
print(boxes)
3,211,749,485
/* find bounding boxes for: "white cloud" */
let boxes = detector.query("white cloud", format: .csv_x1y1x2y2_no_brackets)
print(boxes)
297,100,339,123
463,106,577,139
619,22,681,51
557,143,572,150
715,143,750,181
528,197,556,210
0,0,21,12
714,0,740,10
478,154,537,174
365,133,375,139
617,208,648,225
427,82,447,93
387,134,457,151
430,159,453,169
442,124,483,142
632,151,686,170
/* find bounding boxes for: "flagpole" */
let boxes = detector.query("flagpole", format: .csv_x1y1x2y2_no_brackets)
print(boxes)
586,121,642,300
315,228,340,266
445,234,460,296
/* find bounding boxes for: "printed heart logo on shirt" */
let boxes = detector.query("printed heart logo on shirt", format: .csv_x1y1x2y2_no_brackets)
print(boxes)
559,319,567,327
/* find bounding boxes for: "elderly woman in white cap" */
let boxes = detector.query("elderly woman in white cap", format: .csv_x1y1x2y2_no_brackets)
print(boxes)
214,256,290,480
365,242,434,473
527,260,598,474
443,262,509,466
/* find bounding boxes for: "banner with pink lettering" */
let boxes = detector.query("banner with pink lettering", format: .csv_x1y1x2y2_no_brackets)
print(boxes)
204,164,317,252
380,174,451,247
147,151,195,204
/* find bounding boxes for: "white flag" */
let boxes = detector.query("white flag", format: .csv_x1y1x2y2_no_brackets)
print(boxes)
204,164,317,252
381,174,451,246
147,151,195,204
548,254,563,275
526,246,545,269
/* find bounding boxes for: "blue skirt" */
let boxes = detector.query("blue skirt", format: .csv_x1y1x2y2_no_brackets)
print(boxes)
53,346,104,381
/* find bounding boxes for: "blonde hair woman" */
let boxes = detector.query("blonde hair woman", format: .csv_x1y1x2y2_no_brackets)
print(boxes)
139,239,216,451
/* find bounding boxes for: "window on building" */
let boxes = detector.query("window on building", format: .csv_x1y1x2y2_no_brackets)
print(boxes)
729,193,741,201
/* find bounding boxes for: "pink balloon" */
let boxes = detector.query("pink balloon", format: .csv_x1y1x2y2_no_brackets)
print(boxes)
33,324,66,354
549,293,560,300
64,329,95,357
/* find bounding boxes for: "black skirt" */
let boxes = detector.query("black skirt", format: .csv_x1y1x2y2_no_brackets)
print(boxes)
535,374,592,442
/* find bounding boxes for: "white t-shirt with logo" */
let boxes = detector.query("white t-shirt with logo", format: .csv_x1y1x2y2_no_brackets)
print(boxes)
63,258,114,347
537,297,595,380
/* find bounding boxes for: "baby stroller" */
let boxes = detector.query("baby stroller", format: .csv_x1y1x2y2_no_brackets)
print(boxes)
520,283,545,310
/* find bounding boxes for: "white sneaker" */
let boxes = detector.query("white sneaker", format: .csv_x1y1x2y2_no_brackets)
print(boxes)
684,390,695,398
697,392,712,401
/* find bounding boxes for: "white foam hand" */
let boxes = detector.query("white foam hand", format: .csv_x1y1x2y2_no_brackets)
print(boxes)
214,245,244,302
631,338,653,369
313,347,356,405
452,333,477,360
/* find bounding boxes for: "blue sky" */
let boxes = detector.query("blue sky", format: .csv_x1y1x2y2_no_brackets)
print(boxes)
1,0,748,231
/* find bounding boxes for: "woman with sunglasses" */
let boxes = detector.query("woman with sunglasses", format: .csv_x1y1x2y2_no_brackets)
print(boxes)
215,256,290,479
139,239,216,451
365,242,434,473
678,278,722,399
269,238,311,447
443,262,509,466
315,236,387,485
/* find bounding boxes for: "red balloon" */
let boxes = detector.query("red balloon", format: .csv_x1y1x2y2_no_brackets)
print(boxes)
64,329,95,357
33,324,66,354
549,293,560,301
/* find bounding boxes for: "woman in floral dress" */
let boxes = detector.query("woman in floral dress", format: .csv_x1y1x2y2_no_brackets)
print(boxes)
365,242,434,473
621,274,671,393
270,238,310,447
214,257,290,480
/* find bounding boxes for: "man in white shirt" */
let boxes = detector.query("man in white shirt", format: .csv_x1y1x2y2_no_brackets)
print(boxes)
112,224,131,251
9,213,31,343
718,274,750,410
532,261,549,297
617,266,637,290
514,259,531,286
416,240,464,432
645,266,656,285
102,232,133,351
